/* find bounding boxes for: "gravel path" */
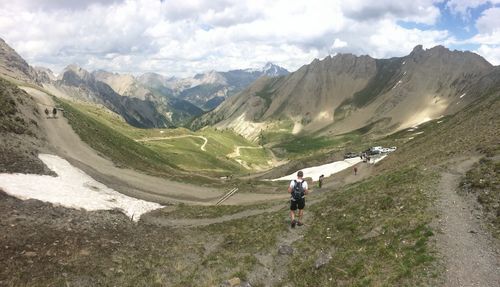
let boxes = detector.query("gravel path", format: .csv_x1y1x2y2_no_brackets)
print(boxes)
435,157,500,287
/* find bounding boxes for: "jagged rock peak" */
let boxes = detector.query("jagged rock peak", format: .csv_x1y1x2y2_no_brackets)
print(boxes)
63,64,91,78
412,44,424,53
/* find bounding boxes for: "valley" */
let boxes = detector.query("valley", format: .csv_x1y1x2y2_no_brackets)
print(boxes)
0,34,499,287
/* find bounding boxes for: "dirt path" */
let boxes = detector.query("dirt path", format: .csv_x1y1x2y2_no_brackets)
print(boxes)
228,145,288,171
435,157,500,287
227,145,262,158
20,87,287,206
136,135,208,151
142,203,288,228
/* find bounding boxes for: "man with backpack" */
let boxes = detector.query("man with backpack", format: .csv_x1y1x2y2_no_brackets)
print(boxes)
288,170,308,228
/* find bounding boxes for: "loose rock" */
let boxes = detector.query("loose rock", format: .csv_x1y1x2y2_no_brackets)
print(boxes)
278,245,293,255
315,251,332,269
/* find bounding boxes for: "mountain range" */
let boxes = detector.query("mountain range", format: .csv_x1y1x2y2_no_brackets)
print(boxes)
0,37,288,128
2,37,497,139
138,62,289,110
191,45,496,140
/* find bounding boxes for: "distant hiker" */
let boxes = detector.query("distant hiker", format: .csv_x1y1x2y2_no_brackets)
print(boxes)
52,107,57,118
318,174,324,188
354,166,358,175
288,170,308,228
44,108,49,118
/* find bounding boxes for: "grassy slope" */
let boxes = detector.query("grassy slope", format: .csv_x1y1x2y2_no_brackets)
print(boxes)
459,157,500,239
288,168,439,286
57,99,182,175
3,81,497,286
57,99,273,178
178,90,499,285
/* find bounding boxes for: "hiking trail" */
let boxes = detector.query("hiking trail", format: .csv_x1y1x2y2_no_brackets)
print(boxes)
227,145,262,158
434,157,500,286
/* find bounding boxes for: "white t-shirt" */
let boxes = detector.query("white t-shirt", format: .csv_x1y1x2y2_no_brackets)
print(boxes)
289,179,308,191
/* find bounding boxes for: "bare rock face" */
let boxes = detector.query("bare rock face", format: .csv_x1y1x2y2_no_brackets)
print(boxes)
0,38,39,84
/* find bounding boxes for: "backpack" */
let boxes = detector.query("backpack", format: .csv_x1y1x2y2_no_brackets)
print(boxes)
292,180,305,200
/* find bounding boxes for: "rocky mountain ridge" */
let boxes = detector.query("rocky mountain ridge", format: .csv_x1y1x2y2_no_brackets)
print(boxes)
138,62,289,110
0,38,48,85
191,45,495,140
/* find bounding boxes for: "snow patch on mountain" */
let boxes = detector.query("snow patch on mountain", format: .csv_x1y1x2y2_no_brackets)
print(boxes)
0,154,162,221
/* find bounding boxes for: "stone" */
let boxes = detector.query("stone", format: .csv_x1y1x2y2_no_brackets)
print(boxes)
361,226,383,240
315,252,333,269
220,277,241,287
79,249,90,256
278,245,294,255
24,251,37,257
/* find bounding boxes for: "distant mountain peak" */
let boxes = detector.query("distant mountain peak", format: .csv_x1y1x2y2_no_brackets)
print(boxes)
260,62,289,76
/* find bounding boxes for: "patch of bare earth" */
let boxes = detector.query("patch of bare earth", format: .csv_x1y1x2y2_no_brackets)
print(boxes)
434,157,500,286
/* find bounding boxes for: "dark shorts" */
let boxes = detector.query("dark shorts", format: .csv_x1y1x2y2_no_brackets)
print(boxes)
290,198,305,210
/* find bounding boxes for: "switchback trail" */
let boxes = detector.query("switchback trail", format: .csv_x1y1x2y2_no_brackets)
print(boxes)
435,157,500,287
136,135,208,151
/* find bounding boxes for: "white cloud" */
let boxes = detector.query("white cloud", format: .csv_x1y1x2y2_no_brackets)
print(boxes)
446,0,500,19
475,44,500,64
475,6,500,34
0,0,475,77
341,0,441,24
331,38,348,49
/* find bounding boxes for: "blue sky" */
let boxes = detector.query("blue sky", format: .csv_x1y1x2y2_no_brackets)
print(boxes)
0,0,499,76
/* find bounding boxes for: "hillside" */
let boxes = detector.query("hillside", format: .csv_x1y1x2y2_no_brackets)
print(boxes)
191,45,493,141
0,78,51,174
0,38,42,85
1,74,498,285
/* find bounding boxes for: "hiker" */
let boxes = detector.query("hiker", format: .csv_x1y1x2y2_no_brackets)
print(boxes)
288,170,308,228
354,166,358,175
44,108,49,118
318,174,324,188
52,107,57,118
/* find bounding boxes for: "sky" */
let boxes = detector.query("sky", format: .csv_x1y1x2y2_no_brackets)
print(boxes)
0,0,499,77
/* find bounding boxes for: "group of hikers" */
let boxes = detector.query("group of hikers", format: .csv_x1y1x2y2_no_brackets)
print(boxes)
44,107,58,118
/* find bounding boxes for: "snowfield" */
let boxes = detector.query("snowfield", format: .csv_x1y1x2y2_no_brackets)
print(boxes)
0,154,162,221
272,155,388,181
